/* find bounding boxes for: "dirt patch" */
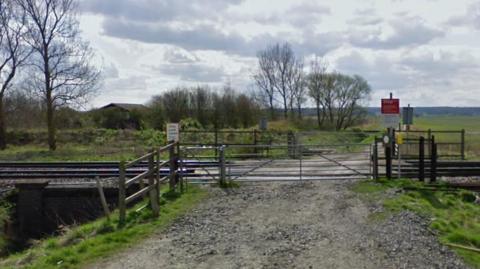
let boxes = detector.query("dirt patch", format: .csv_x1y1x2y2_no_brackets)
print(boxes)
90,181,469,269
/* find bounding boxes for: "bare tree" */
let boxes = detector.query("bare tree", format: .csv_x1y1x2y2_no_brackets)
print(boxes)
307,58,327,127
18,0,99,150
161,87,190,122
0,0,30,149
190,86,212,127
254,48,276,119
273,42,296,119
255,42,302,119
287,59,305,119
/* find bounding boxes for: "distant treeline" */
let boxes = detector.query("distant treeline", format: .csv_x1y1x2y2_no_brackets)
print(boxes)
143,86,261,129
365,107,480,116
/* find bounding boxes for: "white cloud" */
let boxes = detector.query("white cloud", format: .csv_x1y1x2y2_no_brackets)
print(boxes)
78,0,480,107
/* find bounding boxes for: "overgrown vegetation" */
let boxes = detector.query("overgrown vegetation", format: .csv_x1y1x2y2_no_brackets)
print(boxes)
0,198,13,256
0,129,168,161
352,179,480,267
0,186,207,269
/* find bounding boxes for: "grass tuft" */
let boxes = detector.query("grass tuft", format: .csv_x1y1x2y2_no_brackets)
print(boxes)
353,179,480,268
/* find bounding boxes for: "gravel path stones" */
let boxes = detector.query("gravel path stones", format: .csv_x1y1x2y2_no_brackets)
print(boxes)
90,181,469,269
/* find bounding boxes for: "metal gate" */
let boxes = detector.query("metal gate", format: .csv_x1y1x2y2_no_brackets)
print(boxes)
179,142,372,183
223,143,371,182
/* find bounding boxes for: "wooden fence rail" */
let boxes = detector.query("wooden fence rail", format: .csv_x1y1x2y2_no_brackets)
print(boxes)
118,142,178,225
373,133,480,181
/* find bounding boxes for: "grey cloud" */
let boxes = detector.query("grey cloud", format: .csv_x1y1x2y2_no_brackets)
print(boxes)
105,75,150,94
348,16,444,49
399,50,480,89
81,0,243,22
102,19,250,54
300,31,346,56
336,51,408,90
347,8,383,26
286,3,331,27
250,3,330,27
445,2,480,29
336,49,480,100
347,16,383,26
102,18,342,56
149,63,227,83
103,62,119,79
163,48,199,64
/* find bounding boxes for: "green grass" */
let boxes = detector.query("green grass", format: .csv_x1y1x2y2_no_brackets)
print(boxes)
352,179,480,268
0,186,207,269
413,116,480,131
0,144,143,162
413,116,480,159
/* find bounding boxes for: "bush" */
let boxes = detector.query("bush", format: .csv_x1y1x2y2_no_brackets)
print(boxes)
179,118,202,130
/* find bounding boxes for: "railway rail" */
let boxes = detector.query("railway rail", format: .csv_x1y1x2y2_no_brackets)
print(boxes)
0,161,217,180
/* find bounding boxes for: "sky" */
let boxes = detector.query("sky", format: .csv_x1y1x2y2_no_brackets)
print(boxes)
78,0,480,108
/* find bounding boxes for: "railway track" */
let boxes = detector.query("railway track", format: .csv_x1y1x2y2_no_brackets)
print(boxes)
0,161,479,191
0,161,218,180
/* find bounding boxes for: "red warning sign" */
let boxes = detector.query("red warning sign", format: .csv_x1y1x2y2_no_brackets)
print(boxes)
381,99,400,114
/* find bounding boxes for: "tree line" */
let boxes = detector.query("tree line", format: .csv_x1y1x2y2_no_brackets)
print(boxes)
0,0,99,150
92,85,261,130
253,42,371,130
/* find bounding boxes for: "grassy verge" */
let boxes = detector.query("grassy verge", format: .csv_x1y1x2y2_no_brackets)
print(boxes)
352,179,480,268
0,186,207,269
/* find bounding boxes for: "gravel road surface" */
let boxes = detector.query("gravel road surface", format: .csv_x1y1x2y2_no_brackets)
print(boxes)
90,181,469,269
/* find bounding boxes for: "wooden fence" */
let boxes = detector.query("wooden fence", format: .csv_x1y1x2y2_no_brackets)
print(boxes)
395,129,465,160
118,142,179,225
373,134,480,181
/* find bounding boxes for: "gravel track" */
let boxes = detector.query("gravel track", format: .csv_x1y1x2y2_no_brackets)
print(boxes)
90,181,469,269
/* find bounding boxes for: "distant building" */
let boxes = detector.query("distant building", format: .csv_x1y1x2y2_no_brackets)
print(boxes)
96,103,148,129
99,103,147,112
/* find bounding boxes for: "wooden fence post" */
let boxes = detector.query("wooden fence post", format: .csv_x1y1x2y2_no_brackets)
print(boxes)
430,136,437,182
95,176,110,219
419,136,425,182
148,152,159,217
253,129,258,155
427,129,432,157
214,129,219,158
373,140,379,180
386,146,392,180
118,161,126,225
219,146,226,185
461,129,465,160
169,144,176,190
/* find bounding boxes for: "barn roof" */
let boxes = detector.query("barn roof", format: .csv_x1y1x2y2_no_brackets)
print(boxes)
100,103,147,111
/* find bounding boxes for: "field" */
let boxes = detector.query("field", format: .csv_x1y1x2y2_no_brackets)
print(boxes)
413,116,480,159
